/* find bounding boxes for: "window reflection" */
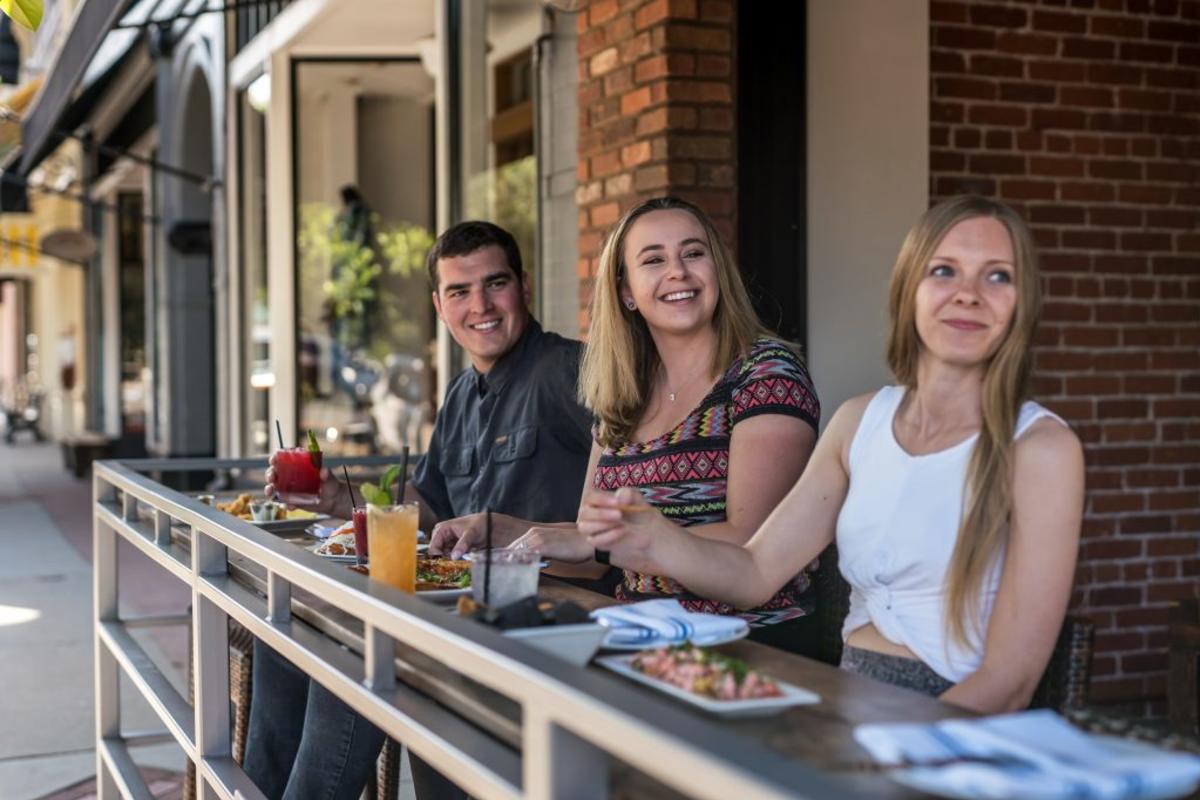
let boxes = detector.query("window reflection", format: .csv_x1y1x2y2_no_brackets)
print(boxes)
294,60,438,456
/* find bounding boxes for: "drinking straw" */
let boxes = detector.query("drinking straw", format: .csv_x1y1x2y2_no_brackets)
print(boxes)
484,508,493,607
275,420,285,449
397,445,410,504
342,465,358,509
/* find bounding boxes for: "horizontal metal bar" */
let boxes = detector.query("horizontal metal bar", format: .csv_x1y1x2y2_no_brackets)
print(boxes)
105,454,405,473
198,755,267,800
95,502,192,582
119,613,191,629
97,621,196,761
118,730,178,748
198,575,523,800
97,738,154,800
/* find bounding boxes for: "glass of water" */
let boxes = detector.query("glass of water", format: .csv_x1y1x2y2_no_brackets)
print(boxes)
470,549,541,607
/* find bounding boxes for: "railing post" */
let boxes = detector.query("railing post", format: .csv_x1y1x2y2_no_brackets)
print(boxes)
523,708,608,800
193,527,231,795
268,571,291,623
155,508,172,547
364,624,396,692
93,469,121,800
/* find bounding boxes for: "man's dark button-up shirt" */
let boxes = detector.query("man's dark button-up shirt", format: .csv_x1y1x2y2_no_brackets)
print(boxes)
411,320,592,523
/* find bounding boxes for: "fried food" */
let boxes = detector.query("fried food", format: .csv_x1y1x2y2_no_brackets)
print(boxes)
216,493,253,518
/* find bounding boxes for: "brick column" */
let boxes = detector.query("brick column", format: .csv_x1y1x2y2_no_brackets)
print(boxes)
576,0,736,333
931,0,1200,716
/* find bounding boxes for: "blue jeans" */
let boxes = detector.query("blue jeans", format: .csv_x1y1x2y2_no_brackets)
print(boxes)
243,638,385,800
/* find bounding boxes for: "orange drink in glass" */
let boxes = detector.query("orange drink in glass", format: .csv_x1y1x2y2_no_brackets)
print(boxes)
367,503,419,592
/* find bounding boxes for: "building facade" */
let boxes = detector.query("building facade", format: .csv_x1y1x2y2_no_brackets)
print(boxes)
14,0,1199,715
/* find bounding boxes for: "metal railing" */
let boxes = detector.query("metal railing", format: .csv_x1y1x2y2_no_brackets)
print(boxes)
92,456,855,800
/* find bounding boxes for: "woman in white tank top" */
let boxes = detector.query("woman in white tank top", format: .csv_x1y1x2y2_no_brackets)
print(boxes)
581,196,1085,714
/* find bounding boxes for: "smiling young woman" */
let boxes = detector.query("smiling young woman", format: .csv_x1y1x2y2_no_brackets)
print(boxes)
432,197,825,654
581,196,1085,713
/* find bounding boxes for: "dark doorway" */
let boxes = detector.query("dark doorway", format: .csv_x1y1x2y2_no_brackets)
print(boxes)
737,1,807,345
116,192,147,459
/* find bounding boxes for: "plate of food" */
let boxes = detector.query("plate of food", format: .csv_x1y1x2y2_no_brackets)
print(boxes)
596,645,819,717
311,531,358,563
211,493,329,533
416,557,473,599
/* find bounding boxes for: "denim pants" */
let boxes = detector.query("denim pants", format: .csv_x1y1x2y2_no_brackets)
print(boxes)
243,638,386,800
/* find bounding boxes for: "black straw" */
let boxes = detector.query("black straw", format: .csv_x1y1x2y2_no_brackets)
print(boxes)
342,465,358,509
484,509,492,606
397,445,410,504
275,420,285,449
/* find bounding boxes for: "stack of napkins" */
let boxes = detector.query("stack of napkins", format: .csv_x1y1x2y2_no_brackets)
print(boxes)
591,599,748,647
855,710,1200,800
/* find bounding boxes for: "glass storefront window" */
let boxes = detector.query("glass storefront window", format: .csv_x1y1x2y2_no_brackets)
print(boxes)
460,0,542,314
239,85,272,455
294,59,438,456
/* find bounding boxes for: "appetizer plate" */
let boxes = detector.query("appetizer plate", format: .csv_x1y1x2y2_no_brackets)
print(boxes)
596,654,820,717
308,542,357,563
416,586,471,601
598,624,749,652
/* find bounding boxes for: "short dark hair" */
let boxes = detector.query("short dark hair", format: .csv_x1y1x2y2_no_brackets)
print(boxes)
425,221,523,290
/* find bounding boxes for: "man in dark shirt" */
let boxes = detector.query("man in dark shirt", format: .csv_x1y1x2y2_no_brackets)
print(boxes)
246,221,593,799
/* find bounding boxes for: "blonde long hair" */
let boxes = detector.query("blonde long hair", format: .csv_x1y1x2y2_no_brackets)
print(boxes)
886,196,1042,648
580,197,772,447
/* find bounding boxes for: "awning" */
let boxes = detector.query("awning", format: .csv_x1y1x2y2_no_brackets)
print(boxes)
17,0,183,177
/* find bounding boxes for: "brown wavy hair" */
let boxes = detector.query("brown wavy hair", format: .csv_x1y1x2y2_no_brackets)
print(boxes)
580,197,776,447
886,195,1042,648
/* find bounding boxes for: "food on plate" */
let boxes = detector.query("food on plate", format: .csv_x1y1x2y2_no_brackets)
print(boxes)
216,493,252,517
416,557,471,590
314,530,357,557
217,493,287,521
631,645,783,700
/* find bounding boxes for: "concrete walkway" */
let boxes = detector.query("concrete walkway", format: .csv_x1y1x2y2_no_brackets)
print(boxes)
0,442,185,799
0,441,416,799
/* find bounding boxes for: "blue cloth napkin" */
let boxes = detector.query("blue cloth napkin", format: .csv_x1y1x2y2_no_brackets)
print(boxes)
590,599,748,647
855,710,1200,800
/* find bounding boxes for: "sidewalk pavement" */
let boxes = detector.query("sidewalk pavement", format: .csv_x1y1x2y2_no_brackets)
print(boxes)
0,441,186,799
0,441,416,800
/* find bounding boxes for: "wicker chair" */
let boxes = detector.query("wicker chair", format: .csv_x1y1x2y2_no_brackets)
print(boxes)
184,619,257,800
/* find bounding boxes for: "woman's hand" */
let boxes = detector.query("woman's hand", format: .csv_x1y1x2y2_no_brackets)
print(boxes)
264,454,346,517
429,512,524,559
578,488,676,574
509,527,593,563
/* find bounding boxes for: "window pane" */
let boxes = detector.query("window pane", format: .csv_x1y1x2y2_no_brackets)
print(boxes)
294,60,438,456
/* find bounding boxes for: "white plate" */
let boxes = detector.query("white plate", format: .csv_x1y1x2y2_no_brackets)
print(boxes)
417,586,471,601
598,624,749,651
596,654,819,717
308,542,358,563
462,552,550,569
307,521,426,542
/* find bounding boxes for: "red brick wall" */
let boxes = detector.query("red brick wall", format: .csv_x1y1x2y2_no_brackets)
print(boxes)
930,0,1200,714
576,0,736,332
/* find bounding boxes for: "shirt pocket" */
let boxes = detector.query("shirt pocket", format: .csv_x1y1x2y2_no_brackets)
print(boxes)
441,445,475,476
492,425,538,463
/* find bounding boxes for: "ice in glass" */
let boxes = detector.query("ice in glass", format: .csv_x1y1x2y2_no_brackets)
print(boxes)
368,503,419,592
471,549,540,607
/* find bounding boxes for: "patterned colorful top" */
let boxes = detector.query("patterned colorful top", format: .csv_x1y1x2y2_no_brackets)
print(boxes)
593,338,821,626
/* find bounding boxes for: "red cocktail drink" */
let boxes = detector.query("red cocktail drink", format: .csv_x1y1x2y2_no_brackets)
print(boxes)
274,446,322,505
352,506,369,561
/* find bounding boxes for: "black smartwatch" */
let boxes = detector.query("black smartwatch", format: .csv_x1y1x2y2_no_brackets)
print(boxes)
594,548,611,565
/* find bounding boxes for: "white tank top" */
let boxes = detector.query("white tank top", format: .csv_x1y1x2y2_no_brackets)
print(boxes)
836,385,1066,683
